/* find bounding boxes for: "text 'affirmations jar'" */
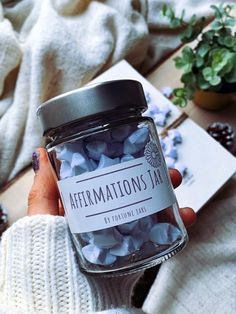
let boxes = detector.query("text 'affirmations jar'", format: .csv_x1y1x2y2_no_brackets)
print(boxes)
37,80,188,276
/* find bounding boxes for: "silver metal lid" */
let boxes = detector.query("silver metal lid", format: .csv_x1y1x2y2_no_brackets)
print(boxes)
37,79,147,135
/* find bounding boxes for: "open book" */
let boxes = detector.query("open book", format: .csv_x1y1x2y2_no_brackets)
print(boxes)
90,60,236,212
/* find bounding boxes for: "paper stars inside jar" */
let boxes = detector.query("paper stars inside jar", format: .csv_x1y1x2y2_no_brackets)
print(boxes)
143,92,171,127
143,91,187,177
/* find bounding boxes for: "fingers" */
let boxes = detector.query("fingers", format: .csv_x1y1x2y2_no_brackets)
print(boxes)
179,207,197,228
28,148,60,216
168,170,197,227
58,200,65,216
169,168,182,188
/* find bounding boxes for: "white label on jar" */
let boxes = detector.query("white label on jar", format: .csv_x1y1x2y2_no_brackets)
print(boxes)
58,142,176,233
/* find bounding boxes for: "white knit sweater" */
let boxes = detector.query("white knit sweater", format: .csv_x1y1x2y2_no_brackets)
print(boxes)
0,215,146,314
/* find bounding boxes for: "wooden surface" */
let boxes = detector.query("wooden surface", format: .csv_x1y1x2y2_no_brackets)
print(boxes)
1,29,236,225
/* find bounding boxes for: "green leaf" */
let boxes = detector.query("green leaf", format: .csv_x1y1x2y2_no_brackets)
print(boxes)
182,46,194,59
162,4,167,14
224,66,236,83
224,35,235,47
162,4,175,20
218,52,235,75
162,5,184,28
224,4,235,16
218,3,226,16
171,18,182,28
218,27,232,37
172,97,187,107
202,30,215,42
202,63,222,86
224,19,236,27
210,4,222,19
182,16,205,43
174,47,195,73
180,9,186,21
181,26,194,41
197,43,211,57
174,88,186,97
174,56,191,72
230,42,236,50
181,72,196,85
202,67,214,81
211,20,222,29
197,75,211,90
217,35,225,45
185,86,195,99
210,49,232,72
172,88,188,107
196,55,204,67
189,14,197,25
209,76,221,86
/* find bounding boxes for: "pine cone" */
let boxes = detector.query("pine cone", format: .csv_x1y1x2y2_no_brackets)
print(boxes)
207,122,234,150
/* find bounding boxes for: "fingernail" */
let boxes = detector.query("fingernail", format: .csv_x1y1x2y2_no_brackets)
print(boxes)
32,151,40,173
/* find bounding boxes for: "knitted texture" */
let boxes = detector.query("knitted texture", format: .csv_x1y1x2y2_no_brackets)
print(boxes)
0,215,144,313
89,272,143,311
94,309,145,314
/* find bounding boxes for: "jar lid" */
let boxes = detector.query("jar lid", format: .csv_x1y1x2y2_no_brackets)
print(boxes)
37,79,147,135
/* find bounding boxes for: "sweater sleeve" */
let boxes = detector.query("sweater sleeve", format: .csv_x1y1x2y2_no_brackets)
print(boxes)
0,215,146,314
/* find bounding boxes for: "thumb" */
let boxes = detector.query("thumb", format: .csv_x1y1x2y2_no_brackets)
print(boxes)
28,148,59,216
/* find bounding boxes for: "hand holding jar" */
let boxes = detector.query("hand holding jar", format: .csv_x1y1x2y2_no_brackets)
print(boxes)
36,80,196,275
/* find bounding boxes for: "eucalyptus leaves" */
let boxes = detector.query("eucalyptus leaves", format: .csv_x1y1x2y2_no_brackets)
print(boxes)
162,3,236,107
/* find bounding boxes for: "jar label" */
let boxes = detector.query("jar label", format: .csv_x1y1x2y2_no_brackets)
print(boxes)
58,145,176,233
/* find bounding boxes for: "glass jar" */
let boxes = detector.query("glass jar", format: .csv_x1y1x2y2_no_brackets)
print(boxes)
37,79,188,276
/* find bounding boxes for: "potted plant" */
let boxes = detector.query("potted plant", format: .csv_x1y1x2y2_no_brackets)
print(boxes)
162,3,236,110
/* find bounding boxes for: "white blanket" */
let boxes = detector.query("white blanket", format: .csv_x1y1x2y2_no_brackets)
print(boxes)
0,0,218,185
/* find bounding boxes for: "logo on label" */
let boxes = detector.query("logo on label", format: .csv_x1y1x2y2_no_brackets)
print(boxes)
144,141,162,168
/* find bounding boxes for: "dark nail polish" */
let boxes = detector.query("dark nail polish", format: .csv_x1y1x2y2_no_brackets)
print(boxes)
32,151,40,173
